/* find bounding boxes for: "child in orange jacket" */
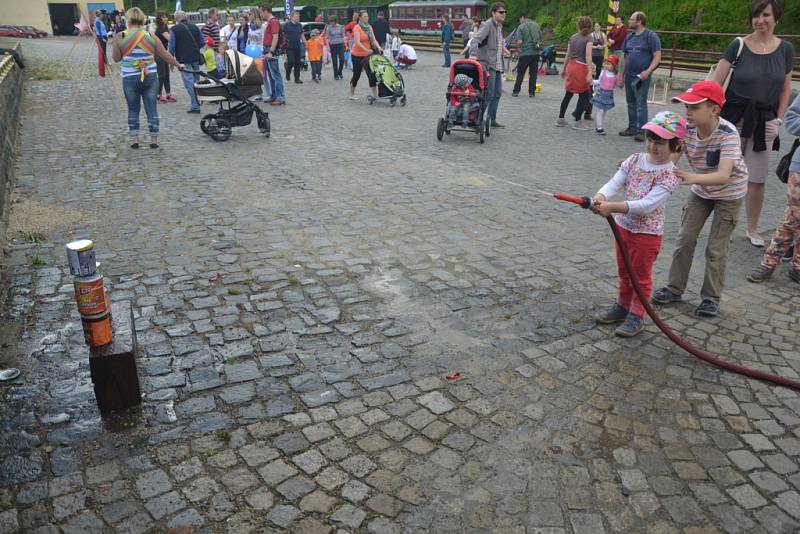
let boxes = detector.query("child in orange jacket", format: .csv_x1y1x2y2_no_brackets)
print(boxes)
448,74,479,127
307,29,324,82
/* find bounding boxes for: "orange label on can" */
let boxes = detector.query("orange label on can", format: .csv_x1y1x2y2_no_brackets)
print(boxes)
83,314,112,346
74,277,106,315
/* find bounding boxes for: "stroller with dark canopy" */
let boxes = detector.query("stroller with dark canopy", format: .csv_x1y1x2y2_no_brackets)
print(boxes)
193,50,270,142
436,59,490,143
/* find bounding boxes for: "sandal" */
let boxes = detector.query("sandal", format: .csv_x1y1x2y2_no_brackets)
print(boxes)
746,233,765,247
149,137,158,149
130,137,140,149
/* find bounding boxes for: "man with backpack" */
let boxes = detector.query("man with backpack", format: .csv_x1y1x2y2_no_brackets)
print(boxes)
261,4,286,105
617,11,661,141
511,12,542,98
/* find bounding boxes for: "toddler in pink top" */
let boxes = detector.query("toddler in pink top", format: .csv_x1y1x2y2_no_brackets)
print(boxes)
592,111,687,337
591,55,618,135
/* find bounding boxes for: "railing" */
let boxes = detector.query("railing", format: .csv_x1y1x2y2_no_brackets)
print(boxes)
401,30,800,81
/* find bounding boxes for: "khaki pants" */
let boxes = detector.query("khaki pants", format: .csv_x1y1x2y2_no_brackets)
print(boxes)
666,192,743,303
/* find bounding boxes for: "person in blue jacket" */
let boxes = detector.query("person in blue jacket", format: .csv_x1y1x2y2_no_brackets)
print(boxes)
441,14,453,67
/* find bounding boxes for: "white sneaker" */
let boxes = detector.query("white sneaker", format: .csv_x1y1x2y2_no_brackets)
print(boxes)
572,121,591,131
349,94,359,100
555,118,567,127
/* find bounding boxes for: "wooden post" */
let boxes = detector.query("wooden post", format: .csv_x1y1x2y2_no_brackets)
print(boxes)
670,36,677,78
89,300,141,413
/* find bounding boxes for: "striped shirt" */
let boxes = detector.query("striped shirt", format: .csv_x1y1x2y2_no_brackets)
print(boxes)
120,30,157,78
202,20,221,49
683,117,749,200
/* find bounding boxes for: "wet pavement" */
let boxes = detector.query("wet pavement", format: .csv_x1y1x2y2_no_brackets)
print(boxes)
0,37,799,533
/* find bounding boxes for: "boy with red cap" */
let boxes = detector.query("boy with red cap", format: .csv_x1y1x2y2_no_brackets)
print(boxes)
652,80,749,317
593,110,687,336
201,36,218,75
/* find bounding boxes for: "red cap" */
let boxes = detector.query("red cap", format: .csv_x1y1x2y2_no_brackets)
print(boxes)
672,80,725,107
204,36,215,47
607,55,618,67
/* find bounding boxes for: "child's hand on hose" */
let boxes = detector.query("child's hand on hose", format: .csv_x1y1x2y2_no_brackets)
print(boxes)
592,200,615,218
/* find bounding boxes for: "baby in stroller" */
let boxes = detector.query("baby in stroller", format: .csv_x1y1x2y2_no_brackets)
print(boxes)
447,74,479,128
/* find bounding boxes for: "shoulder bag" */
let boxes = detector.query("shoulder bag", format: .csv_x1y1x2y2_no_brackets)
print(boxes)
707,37,743,91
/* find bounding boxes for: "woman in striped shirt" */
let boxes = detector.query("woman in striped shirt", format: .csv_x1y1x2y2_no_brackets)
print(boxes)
112,7,183,149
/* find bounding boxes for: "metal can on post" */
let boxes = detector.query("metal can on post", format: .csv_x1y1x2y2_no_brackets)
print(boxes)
74,273,107,316
66,240,96,277
82,312,112,346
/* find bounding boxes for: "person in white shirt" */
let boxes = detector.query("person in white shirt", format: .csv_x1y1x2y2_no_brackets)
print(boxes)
395,43,417,68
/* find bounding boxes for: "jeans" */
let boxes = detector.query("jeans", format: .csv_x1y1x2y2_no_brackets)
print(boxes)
311,60,322,79
265,56,285,101
443,40,451,66
180,63,200,111
512,54,539,95
330,43,344,78
285,48,302,81
486,69,502,122
625,72,651,131
122,73,159,134
666,192,743,303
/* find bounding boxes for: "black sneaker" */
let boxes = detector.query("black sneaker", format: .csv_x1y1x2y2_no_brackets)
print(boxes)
529,93,535,98
695,299,719,317
490,121,505,128
634,132,645,142
615,314,644,337
651,287,681,305
746,265,774,283
619,128,637,136
511,92,519,97
595,303,629,324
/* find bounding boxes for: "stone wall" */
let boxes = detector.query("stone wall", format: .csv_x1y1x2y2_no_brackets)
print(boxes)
0,43,24,246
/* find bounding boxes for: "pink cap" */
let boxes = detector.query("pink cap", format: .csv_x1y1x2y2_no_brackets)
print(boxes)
641,111,688,140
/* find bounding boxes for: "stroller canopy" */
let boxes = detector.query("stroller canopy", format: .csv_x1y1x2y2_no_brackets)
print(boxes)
369,54,403,93
449,59,486,90
224,50,262,86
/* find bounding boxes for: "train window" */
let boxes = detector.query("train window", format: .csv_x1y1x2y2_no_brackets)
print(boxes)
424,6,435,18
453,8,464,19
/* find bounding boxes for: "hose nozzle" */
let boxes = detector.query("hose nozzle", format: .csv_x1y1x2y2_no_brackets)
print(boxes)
554,193,592,209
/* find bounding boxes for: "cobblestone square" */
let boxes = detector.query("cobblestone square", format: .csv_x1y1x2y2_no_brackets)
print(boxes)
0,37,799,533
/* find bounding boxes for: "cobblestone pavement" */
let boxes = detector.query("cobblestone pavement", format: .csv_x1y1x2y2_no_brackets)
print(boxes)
1,37,799,534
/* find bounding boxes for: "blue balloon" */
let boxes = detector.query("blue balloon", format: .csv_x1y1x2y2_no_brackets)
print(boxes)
245,44,262,58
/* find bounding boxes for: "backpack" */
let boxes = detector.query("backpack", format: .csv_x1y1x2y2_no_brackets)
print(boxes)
277,23,288,52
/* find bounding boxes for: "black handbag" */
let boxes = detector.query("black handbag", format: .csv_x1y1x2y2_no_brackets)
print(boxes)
776,138,799,184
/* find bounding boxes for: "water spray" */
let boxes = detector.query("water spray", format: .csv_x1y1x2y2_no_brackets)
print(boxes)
553,192,800,391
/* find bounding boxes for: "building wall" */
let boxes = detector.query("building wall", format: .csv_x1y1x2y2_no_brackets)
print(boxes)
0,0,125,35
0,43,24,257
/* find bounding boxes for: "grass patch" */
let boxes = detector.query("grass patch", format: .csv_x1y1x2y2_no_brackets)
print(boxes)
288,276,300,287
25,232,45,243
228,288,241,296
30,255,46,266
216,430,231,442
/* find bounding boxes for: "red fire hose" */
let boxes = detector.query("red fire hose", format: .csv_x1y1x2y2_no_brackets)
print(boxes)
554,192,800,391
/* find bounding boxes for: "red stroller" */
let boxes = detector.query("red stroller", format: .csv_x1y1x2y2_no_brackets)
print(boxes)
436,59,491,144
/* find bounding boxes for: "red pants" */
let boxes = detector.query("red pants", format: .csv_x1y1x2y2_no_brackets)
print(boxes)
614,226,662,317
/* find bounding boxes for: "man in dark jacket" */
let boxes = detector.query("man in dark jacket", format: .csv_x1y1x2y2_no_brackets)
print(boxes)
169,11,204,112
440,14,453,67
283,11,306,83
372,11,390,49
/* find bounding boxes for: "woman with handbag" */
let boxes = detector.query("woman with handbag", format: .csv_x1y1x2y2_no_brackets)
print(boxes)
747,91,800,283
710,0,796,247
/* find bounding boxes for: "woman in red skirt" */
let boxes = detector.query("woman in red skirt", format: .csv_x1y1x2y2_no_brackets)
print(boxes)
555,16,594,131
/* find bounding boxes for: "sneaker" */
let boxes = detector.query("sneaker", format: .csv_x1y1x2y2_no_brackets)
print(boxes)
555,118,567,127
165,94,176,103
695,299,719,317
783,246,794,262
187,109,201,114
295,80,303,84
651,287,681,305
490,121,505,128
619,127,637,136
789,268,800,283
529,93,535,98
511,92,519,97
157,95,166,103
615,314,645,337
596,128,606,135
746,233,765,247
595,303,629,324
634,132,645,142
747,264,774,283
349,95,359,100
572,121,591,131
269,100,286,106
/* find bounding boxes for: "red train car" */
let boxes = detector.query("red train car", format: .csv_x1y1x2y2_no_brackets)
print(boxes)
388,0,487,35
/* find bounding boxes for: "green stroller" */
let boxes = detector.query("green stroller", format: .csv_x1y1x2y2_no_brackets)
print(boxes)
367,54,407,106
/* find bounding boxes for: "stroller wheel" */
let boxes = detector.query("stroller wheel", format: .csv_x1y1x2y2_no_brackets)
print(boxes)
485,120,490,137
479,123,485,144
200,114,216,135
400,96,407,106
257,112,271,138
390,98,396,107
367,96,375,105
208,118,232,142
436,118,445,141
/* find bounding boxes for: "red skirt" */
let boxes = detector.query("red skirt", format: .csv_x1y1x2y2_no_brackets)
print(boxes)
564,60,589,93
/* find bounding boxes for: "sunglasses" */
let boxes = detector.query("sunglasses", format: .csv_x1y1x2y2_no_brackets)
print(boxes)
496,10,507,13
